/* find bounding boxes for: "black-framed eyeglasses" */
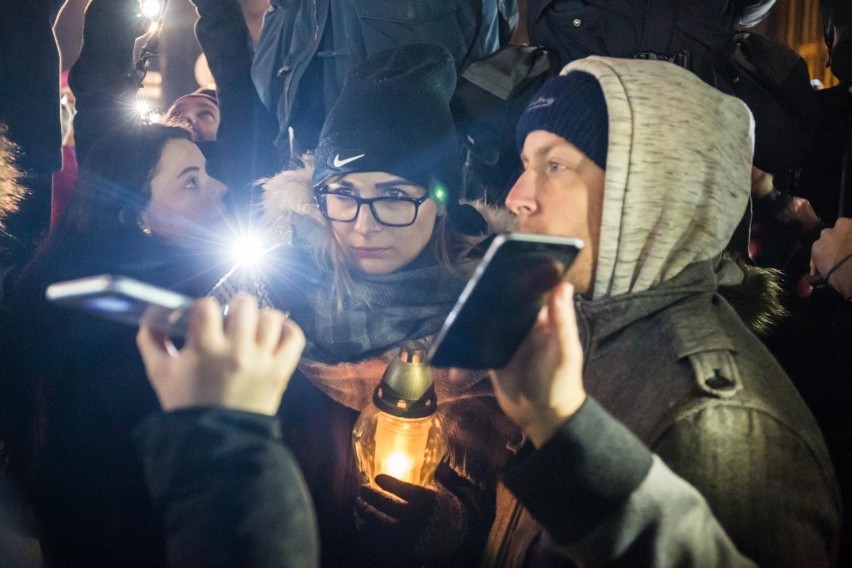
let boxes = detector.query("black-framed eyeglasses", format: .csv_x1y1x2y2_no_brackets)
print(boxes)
314,188,431,227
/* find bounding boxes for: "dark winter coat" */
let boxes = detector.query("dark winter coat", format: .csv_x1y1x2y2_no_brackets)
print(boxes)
2,235,225,568
484,261,841,567
277,365,518,568
527,0,776,80
251,0,511,156
189,0,279,194
133,408,319,568
483,55,841,567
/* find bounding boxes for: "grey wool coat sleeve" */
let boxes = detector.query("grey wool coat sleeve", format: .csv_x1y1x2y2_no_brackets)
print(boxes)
501,398,757,567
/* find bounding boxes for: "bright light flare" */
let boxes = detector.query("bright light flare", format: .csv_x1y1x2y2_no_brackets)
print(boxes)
141,0,163,19
144,109,163,124
229,234,270,267
136,99,150,117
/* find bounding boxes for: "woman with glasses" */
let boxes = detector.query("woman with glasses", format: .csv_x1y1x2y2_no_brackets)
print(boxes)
240,45,519,568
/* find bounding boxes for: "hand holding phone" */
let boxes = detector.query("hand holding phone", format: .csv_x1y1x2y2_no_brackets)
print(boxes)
137,295,305,415
46,274,196,337
487,282,586,447
428,233,582,369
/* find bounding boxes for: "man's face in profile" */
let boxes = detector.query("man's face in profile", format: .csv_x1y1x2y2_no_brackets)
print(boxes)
506,130,605,296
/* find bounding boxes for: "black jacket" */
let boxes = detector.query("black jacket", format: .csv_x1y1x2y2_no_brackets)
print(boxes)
527,0,776,81
189,0,279,195
251,0,512,157
133,408,319,568
2,235,225,567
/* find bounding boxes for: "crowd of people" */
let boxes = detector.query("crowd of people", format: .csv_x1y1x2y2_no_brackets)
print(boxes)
1,0,852,566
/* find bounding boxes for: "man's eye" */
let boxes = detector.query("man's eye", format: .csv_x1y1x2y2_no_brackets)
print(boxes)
549,161,568,172
185,177,199,189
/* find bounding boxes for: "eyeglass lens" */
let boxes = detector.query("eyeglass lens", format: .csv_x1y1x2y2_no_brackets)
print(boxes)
322,194,419,226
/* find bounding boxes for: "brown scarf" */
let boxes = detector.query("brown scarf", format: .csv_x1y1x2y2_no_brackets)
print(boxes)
299,349,522,489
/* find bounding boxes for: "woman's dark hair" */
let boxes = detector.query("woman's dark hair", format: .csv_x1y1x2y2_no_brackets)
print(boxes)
56,124,192,241
14,125,194,297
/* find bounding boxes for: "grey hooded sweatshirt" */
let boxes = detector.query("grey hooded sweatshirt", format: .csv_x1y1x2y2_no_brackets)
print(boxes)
483,57,841,567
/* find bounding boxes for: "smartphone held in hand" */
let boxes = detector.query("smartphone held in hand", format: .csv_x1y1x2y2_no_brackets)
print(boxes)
46,274,196,337
428,233,582,370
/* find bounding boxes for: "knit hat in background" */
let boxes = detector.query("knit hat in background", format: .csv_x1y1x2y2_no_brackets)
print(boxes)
313,44,464,216
515,71,609,170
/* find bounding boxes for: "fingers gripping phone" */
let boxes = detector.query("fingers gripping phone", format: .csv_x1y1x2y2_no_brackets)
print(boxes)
46,275,196,338
428,233,582,370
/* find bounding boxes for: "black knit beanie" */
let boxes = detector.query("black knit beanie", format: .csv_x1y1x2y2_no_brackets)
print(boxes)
515,71,609,170
313,44,463,209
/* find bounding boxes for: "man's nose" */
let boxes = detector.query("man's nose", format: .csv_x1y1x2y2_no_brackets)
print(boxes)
505,169,538,216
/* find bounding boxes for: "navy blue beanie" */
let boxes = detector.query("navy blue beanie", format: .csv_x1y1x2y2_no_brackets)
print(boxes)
515,71,609,170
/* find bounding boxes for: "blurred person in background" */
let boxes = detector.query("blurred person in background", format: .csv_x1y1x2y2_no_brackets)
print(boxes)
0,128,41,568
0,0,65,264
1,124,231,567
251,0,517,162
164,87,220,144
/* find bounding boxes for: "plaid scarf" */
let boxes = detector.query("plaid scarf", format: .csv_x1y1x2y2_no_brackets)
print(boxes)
298,259,475,363
210,244,476,364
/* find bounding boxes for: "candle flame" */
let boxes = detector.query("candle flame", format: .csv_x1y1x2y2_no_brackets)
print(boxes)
382,450,415,482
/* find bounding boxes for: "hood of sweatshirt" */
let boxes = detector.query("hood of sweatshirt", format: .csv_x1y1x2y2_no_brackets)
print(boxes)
561,56,754,300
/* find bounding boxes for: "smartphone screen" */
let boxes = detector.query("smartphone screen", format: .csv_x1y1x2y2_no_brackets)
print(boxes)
46,275,196,337
428,234,582,369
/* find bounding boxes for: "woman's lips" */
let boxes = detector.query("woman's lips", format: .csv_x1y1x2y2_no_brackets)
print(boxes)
351,246,390,259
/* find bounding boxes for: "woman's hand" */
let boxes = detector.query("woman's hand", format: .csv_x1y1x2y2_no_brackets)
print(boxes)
137,294,305,415
488,282,586,448
355,474,465,565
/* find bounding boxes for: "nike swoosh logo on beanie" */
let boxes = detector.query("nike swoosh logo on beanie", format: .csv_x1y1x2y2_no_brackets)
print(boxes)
333,153,366,168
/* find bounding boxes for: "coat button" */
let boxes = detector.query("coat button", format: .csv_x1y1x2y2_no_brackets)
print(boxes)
573,18,582,27
277,65,291,76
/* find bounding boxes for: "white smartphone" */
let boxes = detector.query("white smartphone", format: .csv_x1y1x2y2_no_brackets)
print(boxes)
46,274,196,337
428,233,583,369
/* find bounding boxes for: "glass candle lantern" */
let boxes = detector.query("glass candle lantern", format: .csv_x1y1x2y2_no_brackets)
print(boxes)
352,341,447,487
